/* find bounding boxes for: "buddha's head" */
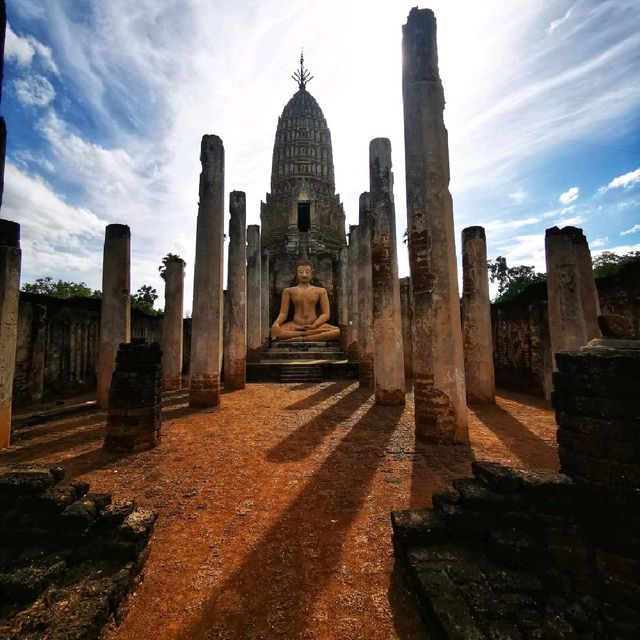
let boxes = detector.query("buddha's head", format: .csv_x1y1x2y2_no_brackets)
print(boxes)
296,261,313,285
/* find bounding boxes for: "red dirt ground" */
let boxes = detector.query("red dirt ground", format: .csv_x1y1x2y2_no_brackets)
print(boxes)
1,383,559,639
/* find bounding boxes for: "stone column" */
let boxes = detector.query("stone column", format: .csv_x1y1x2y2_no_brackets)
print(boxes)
358,194,375,388
399,277,414,378
338,244,349,354
545,226,600,373
97,224,131,410
224,191,247,390
0,219,20,448
261,249,270,349
246,224,262,362
461,226,495,403
189,135,225,408
346,225,359,360
161,257,185,390
369,138,405,405
403,8,468,443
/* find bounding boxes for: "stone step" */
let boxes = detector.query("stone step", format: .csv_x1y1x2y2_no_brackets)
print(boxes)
270,341,340,351
263,351,346,361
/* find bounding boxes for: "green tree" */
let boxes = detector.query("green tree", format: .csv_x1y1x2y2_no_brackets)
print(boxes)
22,276,101,298
158,253,185,281
131,285,158,314
592,250,640,279
488,256,546,303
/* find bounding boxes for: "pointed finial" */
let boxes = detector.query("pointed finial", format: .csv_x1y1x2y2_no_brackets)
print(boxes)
292,49,314,90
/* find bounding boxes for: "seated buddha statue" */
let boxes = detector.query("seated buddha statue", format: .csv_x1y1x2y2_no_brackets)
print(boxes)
270,262,340,342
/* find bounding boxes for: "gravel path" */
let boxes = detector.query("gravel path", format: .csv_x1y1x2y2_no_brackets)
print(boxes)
2,383,558,639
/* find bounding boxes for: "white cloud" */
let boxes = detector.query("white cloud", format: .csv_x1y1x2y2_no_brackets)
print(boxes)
2,163,107,287
484,217,540,233
5,23,59,74
548,215,585,228
621,224,640,236
591,237,608,248
547,7,574,35
598,167,640,193
559,186,579,205
593,243,640,258
508,187,527,204
14,74,55,106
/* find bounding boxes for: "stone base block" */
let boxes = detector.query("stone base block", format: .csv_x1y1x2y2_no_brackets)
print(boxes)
358,358,374,388
224,361,246,390
414,377,463,444
375,387,405,406
189,374,221,407
246,348,262,363
162,375,182,391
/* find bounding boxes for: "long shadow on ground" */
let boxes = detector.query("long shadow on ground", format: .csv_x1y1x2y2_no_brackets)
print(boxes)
284,381,353,411
470,400,557,468
179,401,404,640
267,383,367,462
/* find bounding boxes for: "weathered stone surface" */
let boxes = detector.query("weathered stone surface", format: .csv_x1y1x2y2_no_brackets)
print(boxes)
224,191,247,390
346,225,359,361
402,8,467,442
369,138,405,406
0,463,155,638
161,257,185,390
105,340,162,452
246,224,262,363
545,226,600,380
189,135,224,408
598,313,633,338
0,219,21,448
462,226,495,404
97,224,131,410
357,193,375,389
399,277,414,378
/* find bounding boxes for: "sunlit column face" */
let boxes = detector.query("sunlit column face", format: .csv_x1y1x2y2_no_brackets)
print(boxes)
297,265,312,283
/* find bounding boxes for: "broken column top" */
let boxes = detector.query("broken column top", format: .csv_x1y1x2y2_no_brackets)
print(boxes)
230,190,246,208
105,223,130,238
545,226,587,243
0,219,20,248
462,226,486,242
200,134,224,166
402,7,439,82
369,138,393,194
359,191,371,210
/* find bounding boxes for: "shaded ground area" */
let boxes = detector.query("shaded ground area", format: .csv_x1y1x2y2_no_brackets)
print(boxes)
1,384,558,639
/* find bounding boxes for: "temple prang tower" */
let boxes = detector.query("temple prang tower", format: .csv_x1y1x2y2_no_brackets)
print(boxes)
260,53,347,327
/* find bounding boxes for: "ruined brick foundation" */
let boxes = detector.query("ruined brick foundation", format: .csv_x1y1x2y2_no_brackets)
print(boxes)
392,343,640,639
0,464,156,639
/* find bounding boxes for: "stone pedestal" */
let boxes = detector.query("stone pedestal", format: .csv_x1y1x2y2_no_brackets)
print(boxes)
399,277,414,379
369,138,405,405
402,8,468,442
161,257,185,390
189,135,225,408
224,191,247,390
97,224,131,410
357,193,375,389
0,219,21,449
346,225,359,361
545,226,600,376
105,339,162,452
461,226,495,403
246,224,262,363
553,339,640,489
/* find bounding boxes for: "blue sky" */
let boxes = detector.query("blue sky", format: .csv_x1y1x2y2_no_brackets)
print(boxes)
3,0,640,309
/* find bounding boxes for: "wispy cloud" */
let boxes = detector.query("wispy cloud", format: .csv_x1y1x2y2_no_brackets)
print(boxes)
547,6,574,35
5,22,59,74
559,186,579,204
598,167,640,193
484,217,541,233
14,74,55,106
621,224,640,236
508,187,527,204
591,237,608,247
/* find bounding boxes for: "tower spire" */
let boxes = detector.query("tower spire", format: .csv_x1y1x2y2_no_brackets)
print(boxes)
292,49,314,90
